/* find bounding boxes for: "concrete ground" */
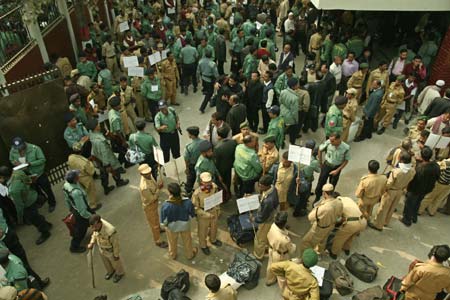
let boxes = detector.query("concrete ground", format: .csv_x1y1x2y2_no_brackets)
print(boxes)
16,43,450,300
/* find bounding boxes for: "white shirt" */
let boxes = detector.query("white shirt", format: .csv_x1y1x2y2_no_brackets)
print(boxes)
284,18,295,33
203,122,231,146
418,85,441,114
329,63,342,85
264,80,275,108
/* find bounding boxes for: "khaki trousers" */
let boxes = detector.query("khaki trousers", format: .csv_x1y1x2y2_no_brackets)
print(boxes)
106,57,120,82
341,118,352,142
197,213,219,248
419,182,450,215
299,224,333,255
144,202,161,243
373,189,404,229
166,229,195,260
124,104,137,132
164,79,177,104
377,103,396,128
135,93,150,119
281,286,308,300
331,219,367,255
120,110,132,135
253,222,272,260
358,196,380,220
79,177,97,208
100,251,125,275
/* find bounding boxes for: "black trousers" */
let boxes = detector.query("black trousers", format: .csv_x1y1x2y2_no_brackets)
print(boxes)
315,163,342,201
359,116,374,140
217,60,225,75
34,174,56,207
393,109,405,127
184,163,196,194
24,203,51,234
148,99,159,120
199,80,214,112
402,191,425,224
81,141,92,158
4,229,43,284
99,165,121,189
141,154,158,180
294,188,311,215
219,168,232,193
71,213,89,250
261,107,270,132
111,139,127,165
182,63,197,89
160,132,180,163
247,108,259,132
236,176,258,198
286,124,299,145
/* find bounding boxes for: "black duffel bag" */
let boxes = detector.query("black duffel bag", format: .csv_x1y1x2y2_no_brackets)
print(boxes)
345,253,379,283
161,269,190,300
227,251,261,290
329,261,354,295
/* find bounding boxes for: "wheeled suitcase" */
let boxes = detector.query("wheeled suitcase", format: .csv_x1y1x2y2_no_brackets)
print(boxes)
227,213,257,246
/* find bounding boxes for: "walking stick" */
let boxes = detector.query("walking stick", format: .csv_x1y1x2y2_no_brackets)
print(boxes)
173,158,181,184
248,211,257,237
296,162,300,196
88,248,96,289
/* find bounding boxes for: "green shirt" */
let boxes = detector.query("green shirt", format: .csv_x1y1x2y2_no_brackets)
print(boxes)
259,24,275,41
279,88,299,126
141,77,162,101
197,58,219,83
207,31,218,48
76,61,97,80
7,170,37,223
98,69,113,97
63,182,92,218
155,107,177,133
89,131,121,169
184,138,202,165
319,139,351,166
0,209,8,237
64,123,88,149
129,131,158,155
332,43,348,61
69,104,88,126
274,73,298,96
242,20,256,37
4,254,28,291
180,45,199,64
242,54,258,79
320,38,334,65
230,37,245,53
108,109,123,134
300,156,320,183
195,155,219,181
9,143,46,177
267,116,285,149
233,144,262,181
346,37,364,58
197,44,215,61
325,104,343,137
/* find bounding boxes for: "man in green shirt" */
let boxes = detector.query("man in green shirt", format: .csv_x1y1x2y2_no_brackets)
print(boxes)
155,101,181,163
206,25,217,48
230,29,245,70
197,38,215,61
63,112,90,157
108,96,131,168
320,33,334,66
180,39,199,95
0,249,28,291
197,49,219,113
0,166,52,245
267,105,285,149
274,66,298,97
195,140,223,186
69,93,89,126
76,51,97,81
9,137,56,212
314,132,350,203
332,39,348,61
129,120,159,180
279,78,300,145
242,47,258,80
233,135,262,197
183,126,202,196
141,68,163,120
325,96,347,138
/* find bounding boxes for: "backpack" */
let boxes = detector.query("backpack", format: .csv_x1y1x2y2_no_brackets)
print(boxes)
345,253,379,283
160,270,190,300
352,286,388,300
125,134,146,164
329,261,354,296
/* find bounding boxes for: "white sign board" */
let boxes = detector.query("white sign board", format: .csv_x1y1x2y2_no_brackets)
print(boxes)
161,49,169,60
299,147,312,166
288,144,301,162
128,67,144,77
13,163,29,171
425,133,450,149
0,184,7,197
219,272,242,290
153,146,165,166
255,21,262,30
119,21,129,32
204,190,223,211
236,194,260,214
310,265,325,287
148,52,162,66
123,56,138,68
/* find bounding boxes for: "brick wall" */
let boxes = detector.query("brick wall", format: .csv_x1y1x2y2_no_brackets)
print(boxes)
429,26,450,92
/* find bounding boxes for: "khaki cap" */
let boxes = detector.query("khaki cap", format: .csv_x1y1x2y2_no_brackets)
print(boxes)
200,172,212,182
138,164,152,175
322,183,334,192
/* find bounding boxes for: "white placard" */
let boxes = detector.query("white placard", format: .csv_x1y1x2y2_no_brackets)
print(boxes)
299,147,312,166
119,21,129,32
89,99,96,109
0,184,8,197
153,146,165,166
219,272,242,290
256,21,262,30
13,163,29,171
288,144,301,162
18,157,26,164
236,194,260,214
425,133,450,149
151,85,159,92
204,190,223,211
161,49,169,60
148,52,162,66
128,67,144,77
123,56,138,68
168,7,176,14
436,136,450,149
310,265,325,287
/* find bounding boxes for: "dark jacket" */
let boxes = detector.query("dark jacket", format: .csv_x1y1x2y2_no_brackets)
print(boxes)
364,88,385,118
255,187,279,224
214,138,237,176
215,34,227,62
408,161,440,195
245,80,264,111
424,97,450,118
227,103,247,135
278,51,295,72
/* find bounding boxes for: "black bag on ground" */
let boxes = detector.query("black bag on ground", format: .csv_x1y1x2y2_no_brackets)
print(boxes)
345,253,379,283
227,251,261,290
319,270,333,300
227,214,256,245
352,286,388,300
329,261,354,295
160,269,190,300
168,289,192,300
383,276,405,300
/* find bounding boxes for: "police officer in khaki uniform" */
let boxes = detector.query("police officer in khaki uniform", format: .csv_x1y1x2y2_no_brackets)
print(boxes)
347,62,369,102
330,196,367,259
192,172,222,255
366,61,389,96
266,212,296,286
258,135,279,175
161,51,180,106
341,88,358,142
131,59,151,121
308,29,323,67
88,214,125,283
138,164,168,248
376,75,406,135
299,184,343,255
119,76,138,132
355,160,387,220
102,35,120,82
67,143,101,209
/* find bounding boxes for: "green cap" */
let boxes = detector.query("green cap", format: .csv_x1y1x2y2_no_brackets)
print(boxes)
360,63,369,69
240,121,249,129
396,75,405,81
417,115,428,121
302,248,318,268
264,135,276,143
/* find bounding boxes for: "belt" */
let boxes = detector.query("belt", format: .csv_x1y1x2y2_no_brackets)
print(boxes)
311,47,319,50
386,100,397,104
343,115,350,120
107,55,115,59
324,161,340,168
269,246,289,255
347,216,363,222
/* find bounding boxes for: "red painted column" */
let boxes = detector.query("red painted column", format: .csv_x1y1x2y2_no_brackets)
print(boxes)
429,26,450,92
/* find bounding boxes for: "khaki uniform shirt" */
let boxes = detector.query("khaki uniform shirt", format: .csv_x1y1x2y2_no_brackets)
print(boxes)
233,132,258,145
90,220,120,257
206,285,237,300
120,85,135,106
267,223,296,257
408,125,423,142
139,175,159,207
308,33,323,52
275,164,294,204
191,184,220,219
386,167,416,191
402,261,450,300
308,197,343,228
67,154,95,186
355,174,387,203
366,68,389,95
383,83,405,105
295,89,310,112
258,145,279,174
343,97,358,121
161,59,180,82
102,42,116,58
347,70,367,89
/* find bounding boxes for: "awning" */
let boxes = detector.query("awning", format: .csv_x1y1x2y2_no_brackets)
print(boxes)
310,0,450,11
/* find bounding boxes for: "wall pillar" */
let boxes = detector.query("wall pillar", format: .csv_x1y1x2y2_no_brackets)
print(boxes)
429,25,450,91
26,21,49,63
56,0,79,63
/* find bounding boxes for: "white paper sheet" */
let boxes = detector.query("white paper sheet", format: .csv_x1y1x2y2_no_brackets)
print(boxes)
119,21,129,32
310,265,325,287
89,99,96,109
98,112,108,123
123,56,139,68
13,163,29,171
148,52,162,66
128,67,144,77
18,157,26,164
288,144,301,162
219,272,242,290
204,190,223,211
161,49,169,60
299,147,312,166
436,136,450,149
168,7,176,14
236,195,260,214
425,132,440,148
153,146,165,166
151,85,159,92
0,184,8,197
256,21,262,30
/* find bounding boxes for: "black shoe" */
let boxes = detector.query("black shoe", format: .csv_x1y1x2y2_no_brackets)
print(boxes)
48,205,56,213
104,186,115,195
92,204,102,211
400,217,411,227
368,222,382,231
36,232,50,245
124,162,134,169
438,208,450,215
392,123,398,129
344,250,350,256
201,247,210,255
93,173,100,180
113,274,124,283
39,277,50,289
156,241,168,248
354,137,365,142
70,246,86,253
377,127,385,135
199,109,205,114
105,271,115,280
212,240,222,247
412,217,417,224
329,252,337,260
116,179,129,187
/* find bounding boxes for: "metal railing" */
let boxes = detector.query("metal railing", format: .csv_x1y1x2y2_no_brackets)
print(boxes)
37,0,61,32
0,6,31,67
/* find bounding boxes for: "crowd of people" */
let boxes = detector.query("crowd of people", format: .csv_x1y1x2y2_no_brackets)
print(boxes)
0,0,450,299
